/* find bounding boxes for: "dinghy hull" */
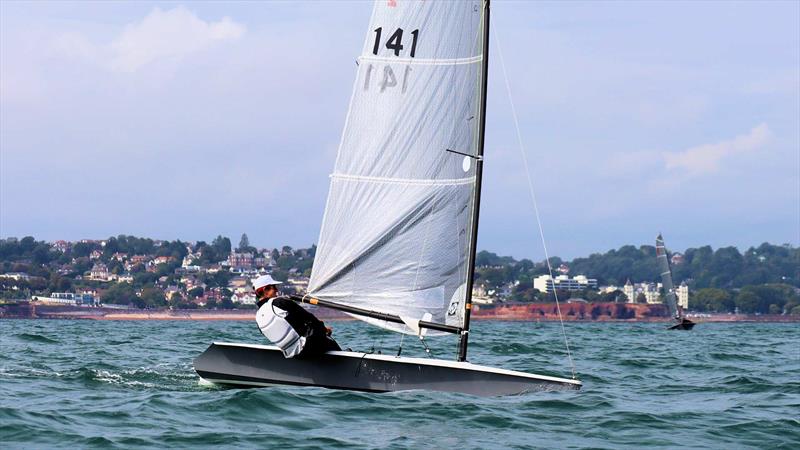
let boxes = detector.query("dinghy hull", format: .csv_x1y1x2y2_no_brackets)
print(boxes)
194,342,581,397
668,318,696,330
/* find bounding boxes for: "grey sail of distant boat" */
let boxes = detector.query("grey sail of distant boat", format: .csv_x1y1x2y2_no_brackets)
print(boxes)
656,233,695,330
194,0,581,396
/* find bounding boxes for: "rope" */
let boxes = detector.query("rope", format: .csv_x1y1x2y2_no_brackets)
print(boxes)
419,336,434,358
396,333,405,357
493,28,577,380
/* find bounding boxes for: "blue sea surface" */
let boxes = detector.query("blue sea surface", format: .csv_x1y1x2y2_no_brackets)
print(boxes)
1,319,798,449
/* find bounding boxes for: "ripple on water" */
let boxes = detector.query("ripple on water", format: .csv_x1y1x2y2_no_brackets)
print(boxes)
0,320,798,449
15,332,59,344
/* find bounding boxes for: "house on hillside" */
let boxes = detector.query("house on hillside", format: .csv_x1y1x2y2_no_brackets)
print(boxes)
89,263,110,281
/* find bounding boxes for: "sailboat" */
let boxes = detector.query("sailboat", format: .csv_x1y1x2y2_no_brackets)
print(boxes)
656,234,695,330
194,0,581,396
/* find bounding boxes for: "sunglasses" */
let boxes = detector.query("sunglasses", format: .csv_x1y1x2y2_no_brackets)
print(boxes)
255,286,276,296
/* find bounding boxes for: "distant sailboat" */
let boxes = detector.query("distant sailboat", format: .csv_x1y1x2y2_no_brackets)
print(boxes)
656,234,695,330
194,0,580,396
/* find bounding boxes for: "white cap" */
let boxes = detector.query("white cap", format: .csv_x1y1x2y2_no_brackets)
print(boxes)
252,274,282,290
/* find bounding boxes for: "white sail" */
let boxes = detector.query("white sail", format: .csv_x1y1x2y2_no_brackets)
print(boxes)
308,0,487,334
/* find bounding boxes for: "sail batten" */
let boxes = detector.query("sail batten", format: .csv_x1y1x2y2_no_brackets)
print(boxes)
357,55,483,65
308,0,486,335
331,173,476,186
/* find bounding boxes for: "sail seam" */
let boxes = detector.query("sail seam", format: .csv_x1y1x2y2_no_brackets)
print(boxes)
357,55,482,66
330,173,476,186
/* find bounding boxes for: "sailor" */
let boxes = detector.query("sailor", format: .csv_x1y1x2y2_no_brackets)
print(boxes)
253,274,341,358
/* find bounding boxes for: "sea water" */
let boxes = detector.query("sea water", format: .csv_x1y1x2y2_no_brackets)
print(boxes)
1,319,798,449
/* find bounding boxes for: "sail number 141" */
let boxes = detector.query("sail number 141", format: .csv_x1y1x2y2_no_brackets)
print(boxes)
372,27,419,57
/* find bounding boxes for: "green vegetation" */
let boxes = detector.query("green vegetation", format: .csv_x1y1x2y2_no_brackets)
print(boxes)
0,235,797,314
473,243,799,313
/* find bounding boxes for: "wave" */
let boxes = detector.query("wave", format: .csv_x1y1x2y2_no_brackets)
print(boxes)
15,333,59,344
2,319,799,449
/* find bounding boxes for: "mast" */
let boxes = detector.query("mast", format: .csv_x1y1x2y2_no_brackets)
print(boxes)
458,0,491,362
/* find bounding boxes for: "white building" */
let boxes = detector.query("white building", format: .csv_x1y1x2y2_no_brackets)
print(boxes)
89,263,110,281
287,277,309,294
623,280,635,303
471,284,495,304
113,274,134,283
232,292,257,305
599,285,621,294
533,274,598,293
32,292,96,306
643,283,662,304
677,282,689,309
0,272,32,281
623,280,664,304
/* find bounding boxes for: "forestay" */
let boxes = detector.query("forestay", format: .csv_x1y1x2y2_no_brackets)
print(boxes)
308,0,487,334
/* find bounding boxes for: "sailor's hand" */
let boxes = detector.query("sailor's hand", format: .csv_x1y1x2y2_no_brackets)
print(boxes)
325,326,333,336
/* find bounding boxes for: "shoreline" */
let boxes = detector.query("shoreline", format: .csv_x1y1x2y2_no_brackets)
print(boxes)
1,301,798,323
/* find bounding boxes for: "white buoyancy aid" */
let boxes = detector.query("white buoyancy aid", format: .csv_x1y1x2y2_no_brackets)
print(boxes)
256,299,306,358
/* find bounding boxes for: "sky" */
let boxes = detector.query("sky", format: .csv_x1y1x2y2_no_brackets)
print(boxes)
1,0,798,260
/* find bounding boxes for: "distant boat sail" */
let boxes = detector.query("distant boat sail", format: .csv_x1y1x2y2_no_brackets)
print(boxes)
194,0,581,396
656,233,696,330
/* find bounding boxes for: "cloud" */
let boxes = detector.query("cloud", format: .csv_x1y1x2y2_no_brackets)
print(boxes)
52,31,96,61
110,6,245,72
53,6,245,72
662,123,771,177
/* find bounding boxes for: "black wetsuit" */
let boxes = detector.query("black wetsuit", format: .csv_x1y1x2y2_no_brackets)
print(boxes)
257,296,341,358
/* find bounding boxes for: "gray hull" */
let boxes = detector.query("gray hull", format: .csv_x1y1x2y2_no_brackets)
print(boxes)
194,342,581,397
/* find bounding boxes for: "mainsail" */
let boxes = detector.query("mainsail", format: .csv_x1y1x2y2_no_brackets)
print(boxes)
308,0,487,334
656,234,680,319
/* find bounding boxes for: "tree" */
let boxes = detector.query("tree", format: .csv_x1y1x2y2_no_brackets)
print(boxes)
48,273,72,293
188,287,204,299
276,254,295,271
175,299,198,310
73,257,93,275
210,235,231,261
219,297,235,309
509,279,540,302
475,251,516,268
693,288,734,313
140,287,166,308
107,259,124,275
599,289,624,302
71,242,97,258
102,283,137,306
735,290,759,313
707,247,744,288
32,245,52,265
19,236,36,253
582,289,600,301
735,284,798,314
238,233,255,253
477,267,507,290
635,293,647,304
